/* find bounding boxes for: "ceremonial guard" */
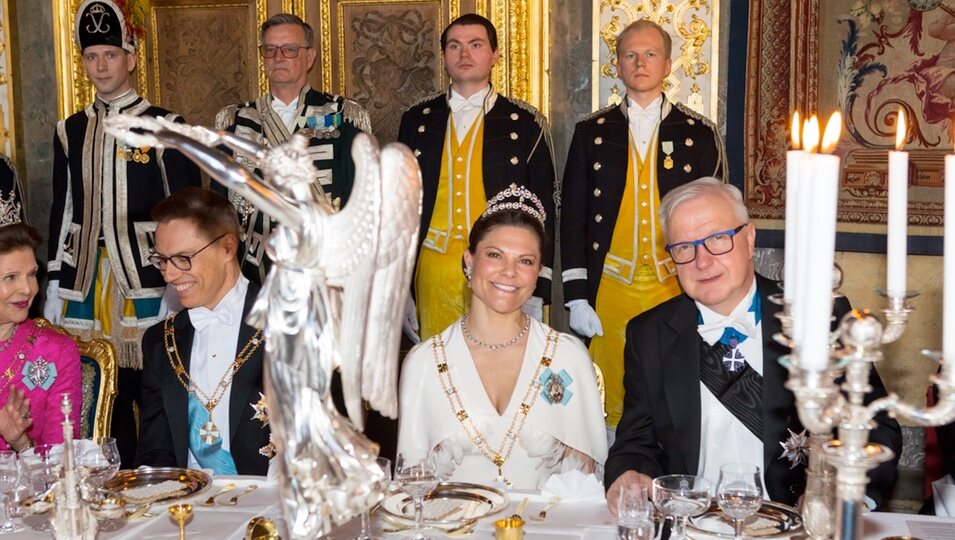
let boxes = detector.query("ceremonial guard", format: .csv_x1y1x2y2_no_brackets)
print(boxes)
45,0,201,464
136,189,270,475
398,13,556,341
560,20,727,431
215,13,371,283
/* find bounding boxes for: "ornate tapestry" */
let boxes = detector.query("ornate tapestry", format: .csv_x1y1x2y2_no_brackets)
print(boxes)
746,0,947,241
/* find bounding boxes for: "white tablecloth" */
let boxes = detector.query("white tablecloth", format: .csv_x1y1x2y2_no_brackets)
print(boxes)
7,477,955,539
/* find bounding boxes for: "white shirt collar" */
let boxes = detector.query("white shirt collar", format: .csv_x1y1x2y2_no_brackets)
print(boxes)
188,275,249,330
696,278,759,330
448,86,492,113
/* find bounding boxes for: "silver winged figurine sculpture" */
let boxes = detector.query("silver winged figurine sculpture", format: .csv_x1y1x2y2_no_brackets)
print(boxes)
105,115,422,539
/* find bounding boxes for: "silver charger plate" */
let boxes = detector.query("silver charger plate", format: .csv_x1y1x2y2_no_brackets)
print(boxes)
104,467,212,504
688,501,803,539
379,481,507,526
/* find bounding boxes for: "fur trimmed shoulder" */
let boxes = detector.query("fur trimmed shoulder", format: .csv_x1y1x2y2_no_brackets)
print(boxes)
214,103,239,130
342,98,372,133
581,104,617,123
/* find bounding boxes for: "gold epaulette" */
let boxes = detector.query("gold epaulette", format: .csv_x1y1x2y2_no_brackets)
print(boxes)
342,99,372,134
581,104,617,123
214,104,239,130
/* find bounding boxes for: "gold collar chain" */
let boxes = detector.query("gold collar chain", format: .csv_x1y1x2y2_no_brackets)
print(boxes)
163,314,263,445
0,322,40,396
431,323,560,486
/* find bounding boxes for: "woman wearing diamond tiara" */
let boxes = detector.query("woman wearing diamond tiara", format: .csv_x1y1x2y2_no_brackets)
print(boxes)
0,194,81,451
397,185,607,490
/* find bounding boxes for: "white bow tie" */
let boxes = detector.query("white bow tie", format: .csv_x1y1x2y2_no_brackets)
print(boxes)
189,307,233,331
449,93,485,114
630,109,659,121
697,317,757,344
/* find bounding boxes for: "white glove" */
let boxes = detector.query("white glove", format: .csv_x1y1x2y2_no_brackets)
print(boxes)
402,296,421,344
567,299,603,338
522,296,544,322
43,280,62,324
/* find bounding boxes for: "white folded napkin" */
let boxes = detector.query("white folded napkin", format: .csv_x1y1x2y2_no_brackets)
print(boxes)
541,469,605,503
933,474,955,516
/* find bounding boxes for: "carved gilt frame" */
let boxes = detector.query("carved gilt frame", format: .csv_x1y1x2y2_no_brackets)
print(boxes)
0,0,16,160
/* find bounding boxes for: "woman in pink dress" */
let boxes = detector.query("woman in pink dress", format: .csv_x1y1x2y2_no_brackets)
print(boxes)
0,220,80,450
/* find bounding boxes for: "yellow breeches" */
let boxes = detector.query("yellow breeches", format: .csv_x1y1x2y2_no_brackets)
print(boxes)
415,242,471,342
590,265,682,427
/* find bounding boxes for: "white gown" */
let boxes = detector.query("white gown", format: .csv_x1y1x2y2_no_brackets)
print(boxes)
397,318,608,490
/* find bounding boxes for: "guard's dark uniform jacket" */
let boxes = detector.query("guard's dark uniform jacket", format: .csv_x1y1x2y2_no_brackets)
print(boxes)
215,85,371,282
560,98,727,306
48,91,202,302
0,153,26,223
397,90,556,301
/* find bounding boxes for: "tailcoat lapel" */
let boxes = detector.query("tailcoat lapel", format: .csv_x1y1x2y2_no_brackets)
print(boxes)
229,284,263,444
662,295,703,475
166,313,194,467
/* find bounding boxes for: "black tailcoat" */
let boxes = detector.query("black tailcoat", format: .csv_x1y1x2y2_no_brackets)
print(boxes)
135,284,270,475
605,275,902,507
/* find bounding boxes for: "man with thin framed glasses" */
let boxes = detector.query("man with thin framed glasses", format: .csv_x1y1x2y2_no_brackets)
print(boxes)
605,177,901,512
214,13,370,284
137,188,270,476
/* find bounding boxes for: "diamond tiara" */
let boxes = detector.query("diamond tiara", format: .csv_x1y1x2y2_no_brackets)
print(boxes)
0,189,21,228
481,183,546,226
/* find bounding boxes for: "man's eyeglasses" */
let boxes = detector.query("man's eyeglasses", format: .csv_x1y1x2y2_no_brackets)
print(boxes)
259,44,310,59
148,233,227,271
665,224,748,265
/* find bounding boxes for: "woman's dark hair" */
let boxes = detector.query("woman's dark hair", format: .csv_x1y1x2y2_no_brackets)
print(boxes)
0,223,43,257
467,208,547,258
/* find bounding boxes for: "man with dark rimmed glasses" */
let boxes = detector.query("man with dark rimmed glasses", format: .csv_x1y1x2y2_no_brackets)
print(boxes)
214,13,370,284
604,177,901,514
136,187,271,476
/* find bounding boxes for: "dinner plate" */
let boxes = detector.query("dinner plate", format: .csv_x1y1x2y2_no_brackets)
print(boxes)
688,501,803,539
104,467,212,504
379,482,507,526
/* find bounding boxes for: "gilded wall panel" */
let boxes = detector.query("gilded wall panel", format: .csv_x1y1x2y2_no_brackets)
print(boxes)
0,0,14,159
341,4,443,142
593,0,720,122
149,4,258,127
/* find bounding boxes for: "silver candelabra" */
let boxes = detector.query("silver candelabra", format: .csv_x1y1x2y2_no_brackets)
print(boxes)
774,275,955,539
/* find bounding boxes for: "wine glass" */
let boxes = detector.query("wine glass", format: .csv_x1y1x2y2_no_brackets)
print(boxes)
354,456,392,540
80,437,121,491
394,452,439,540
19,444,60,532
716,463,763,540
0,450,23,533
617,483,652,540
652,475,712,540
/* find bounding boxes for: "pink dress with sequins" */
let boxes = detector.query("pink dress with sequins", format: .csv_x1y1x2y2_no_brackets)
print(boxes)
0,319,81,449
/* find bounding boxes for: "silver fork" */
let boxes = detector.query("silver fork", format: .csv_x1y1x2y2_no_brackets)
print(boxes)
224,484,258,506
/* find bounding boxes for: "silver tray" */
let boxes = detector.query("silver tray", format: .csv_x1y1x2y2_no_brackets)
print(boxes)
688,501,803,539
104,467,212,504
379,481,507,526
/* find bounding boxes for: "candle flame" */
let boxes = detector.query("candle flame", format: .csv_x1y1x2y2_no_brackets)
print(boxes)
895,108,906,150
803,115,820,153
791,111,801,148
821,111,842,154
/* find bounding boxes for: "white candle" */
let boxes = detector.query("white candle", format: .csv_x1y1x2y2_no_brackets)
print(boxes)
799,112,842,372
784,112,803,305
944,154,955,355
887,109,908,294
792,117,819,347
